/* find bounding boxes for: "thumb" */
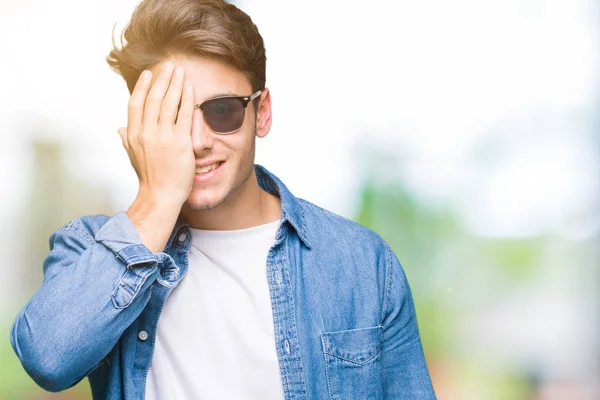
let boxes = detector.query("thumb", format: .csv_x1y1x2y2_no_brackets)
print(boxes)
117,127,128,150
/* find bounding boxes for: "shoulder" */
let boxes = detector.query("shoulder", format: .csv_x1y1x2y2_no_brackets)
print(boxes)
297,198,389,254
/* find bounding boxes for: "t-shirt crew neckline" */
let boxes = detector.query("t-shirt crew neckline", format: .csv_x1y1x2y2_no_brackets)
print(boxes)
188,218,281,239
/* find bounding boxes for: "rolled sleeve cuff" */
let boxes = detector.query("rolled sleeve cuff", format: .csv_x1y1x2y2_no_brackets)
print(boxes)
93,212,182,308
94,211,157,267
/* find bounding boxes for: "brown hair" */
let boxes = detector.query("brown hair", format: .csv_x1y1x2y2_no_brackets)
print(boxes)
106,0,266,95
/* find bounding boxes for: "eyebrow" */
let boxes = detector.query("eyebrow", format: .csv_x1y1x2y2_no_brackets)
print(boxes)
204,92,240,100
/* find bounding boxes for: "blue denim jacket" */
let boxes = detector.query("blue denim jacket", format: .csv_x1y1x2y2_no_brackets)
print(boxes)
11,165,436,399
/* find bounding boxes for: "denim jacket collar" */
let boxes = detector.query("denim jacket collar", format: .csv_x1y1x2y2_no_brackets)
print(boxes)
165,164,312,250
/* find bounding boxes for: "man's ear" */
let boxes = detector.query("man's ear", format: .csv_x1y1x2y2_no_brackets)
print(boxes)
255,88,272,139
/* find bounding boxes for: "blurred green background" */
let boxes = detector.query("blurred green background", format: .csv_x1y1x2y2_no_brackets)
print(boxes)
1,0,598,399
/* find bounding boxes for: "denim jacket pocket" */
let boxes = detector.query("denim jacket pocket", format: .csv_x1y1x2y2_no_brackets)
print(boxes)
321,325,383,400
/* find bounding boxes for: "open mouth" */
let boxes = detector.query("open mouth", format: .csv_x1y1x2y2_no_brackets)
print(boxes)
195,161,224,175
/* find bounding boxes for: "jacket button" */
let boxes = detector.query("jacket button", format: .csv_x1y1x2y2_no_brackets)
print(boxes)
178,233,187,242
138,331,148,341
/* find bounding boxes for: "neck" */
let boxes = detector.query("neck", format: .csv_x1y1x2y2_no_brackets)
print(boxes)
179,169,281,231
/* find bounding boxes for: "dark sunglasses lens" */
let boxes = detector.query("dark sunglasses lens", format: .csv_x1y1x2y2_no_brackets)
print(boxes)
203,98,245,133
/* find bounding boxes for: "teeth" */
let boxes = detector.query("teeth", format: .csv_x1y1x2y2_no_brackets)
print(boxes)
196,162,220,174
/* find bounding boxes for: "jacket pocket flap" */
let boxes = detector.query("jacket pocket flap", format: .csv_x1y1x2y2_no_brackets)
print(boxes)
321,326,382,365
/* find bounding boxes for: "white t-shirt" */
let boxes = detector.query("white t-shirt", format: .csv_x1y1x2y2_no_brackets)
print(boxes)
145,219,285,400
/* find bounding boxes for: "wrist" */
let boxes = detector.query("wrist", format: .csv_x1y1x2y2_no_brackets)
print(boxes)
136,186,186,208
126,191,182,253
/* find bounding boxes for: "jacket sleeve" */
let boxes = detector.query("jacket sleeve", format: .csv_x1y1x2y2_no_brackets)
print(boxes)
9,212,178,392
381,244,437,399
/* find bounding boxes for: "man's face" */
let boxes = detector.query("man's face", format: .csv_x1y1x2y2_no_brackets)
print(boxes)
150,55,265,211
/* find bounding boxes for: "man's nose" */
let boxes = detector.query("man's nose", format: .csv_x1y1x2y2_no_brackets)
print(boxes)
190,108,214,152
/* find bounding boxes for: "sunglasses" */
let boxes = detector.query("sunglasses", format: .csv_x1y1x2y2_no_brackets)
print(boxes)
192,89,262,134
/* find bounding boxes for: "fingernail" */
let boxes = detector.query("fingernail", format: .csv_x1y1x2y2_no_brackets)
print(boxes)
141,70,151,80
163,62,173,72
176,66,184,76
184,81,193,91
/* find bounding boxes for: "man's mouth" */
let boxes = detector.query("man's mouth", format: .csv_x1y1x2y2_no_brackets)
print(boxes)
196,161,223,175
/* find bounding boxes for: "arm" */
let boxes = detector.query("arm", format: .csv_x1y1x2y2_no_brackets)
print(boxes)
381,244,437,399
10,212,174,392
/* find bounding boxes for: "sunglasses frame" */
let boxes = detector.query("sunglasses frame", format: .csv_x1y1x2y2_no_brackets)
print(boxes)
193,89,263,134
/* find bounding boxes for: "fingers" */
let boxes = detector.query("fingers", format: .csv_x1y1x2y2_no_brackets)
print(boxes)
125,62,189,149
127,70,153,138
159,66,185,126
143,62,175,127
175,81,194,135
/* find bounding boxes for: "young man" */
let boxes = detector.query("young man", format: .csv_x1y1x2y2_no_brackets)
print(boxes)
10,0,436,398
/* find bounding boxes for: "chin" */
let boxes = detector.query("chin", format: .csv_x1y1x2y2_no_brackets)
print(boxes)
185,188,227,211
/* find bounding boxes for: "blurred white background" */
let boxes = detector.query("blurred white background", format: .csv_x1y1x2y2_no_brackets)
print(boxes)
0,0,598,399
